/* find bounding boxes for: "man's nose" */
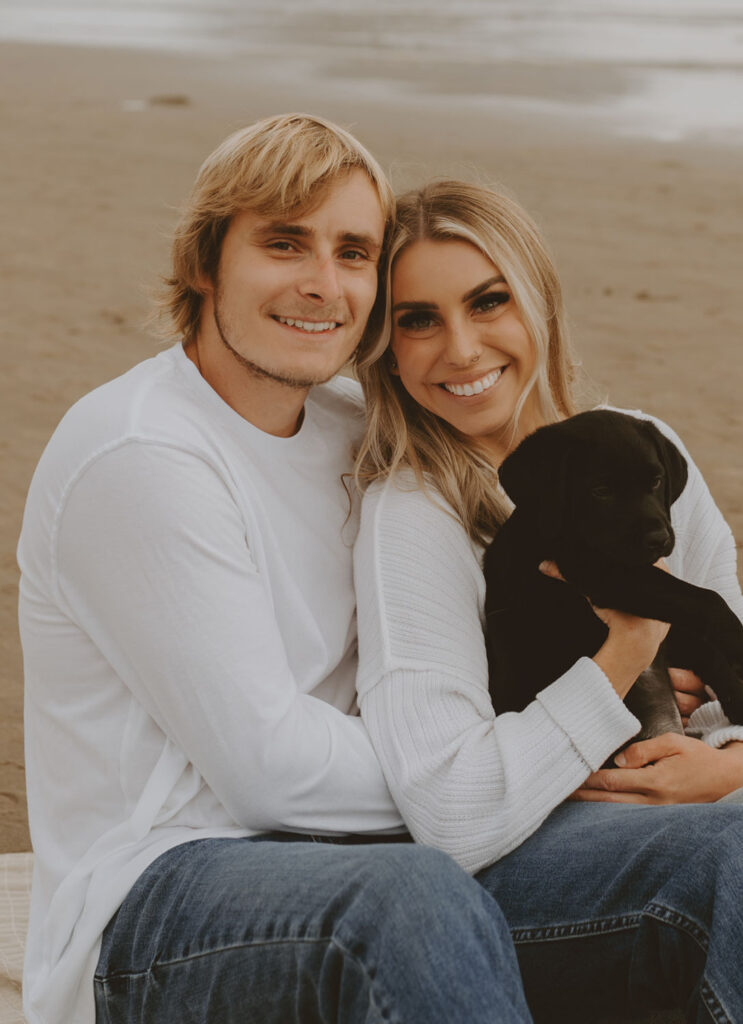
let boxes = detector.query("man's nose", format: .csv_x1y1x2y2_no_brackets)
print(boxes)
299,255,342,304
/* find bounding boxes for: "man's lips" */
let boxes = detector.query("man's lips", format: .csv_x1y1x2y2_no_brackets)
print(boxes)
273,315,342,334
438,367,506,397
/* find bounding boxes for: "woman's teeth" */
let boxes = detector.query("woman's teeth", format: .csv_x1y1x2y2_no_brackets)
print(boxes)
442,368,503,397
275,316,338,333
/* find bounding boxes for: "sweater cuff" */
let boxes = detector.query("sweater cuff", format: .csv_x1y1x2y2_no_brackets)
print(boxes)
536,657,641,771
687,700,743,748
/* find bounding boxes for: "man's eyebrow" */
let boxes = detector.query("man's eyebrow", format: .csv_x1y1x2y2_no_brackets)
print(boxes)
391,276,506,314
341,231,382,254
254,222,312,238
253,224,381,253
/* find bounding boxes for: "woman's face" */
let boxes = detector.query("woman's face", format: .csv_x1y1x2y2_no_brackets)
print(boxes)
389,238,542,461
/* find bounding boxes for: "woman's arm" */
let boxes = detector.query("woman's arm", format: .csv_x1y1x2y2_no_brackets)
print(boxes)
354,478,656,874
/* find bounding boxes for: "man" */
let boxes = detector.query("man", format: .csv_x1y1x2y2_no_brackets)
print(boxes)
18,114,530,1024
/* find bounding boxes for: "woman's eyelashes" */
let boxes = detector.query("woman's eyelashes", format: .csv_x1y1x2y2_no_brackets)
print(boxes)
396,309,439,332
471,290,510,315
395,291,511,333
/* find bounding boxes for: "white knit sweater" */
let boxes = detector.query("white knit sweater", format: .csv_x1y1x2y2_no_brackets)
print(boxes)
18,344,403,1024
354,411,743,875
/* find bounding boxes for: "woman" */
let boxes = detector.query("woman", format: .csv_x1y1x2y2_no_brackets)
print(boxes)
352,180,743,1021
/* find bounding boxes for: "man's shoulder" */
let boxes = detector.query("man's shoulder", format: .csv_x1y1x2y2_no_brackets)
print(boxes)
52,343,202,448
27,345,206,499
309,374,364,423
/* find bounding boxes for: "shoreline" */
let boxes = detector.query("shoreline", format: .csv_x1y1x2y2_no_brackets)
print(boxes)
2,40,741,851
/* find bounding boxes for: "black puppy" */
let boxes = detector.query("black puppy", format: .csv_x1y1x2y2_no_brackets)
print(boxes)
484,410,743,745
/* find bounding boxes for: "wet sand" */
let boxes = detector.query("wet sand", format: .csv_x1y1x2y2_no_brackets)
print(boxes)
2,40,741,851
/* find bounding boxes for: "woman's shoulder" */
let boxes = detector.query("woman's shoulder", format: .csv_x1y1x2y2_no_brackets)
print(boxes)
358,469,485,584
600,403,690,456
361,468,461,530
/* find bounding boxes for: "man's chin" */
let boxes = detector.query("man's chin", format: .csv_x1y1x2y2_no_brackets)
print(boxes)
248,358,346,391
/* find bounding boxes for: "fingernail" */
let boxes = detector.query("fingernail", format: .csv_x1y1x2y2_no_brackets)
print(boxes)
614,752,627,767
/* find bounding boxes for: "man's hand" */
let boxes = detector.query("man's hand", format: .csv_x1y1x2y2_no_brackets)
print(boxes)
570,733,743,804
668,667,708,727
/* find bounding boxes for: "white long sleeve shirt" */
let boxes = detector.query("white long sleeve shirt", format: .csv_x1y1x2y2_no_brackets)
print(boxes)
18,343,403,1024
354,410,743,876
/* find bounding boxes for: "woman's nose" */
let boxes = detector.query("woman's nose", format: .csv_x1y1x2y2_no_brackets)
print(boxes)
442,323,481,367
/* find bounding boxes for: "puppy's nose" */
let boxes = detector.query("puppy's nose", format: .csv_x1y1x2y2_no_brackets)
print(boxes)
643,527,673,559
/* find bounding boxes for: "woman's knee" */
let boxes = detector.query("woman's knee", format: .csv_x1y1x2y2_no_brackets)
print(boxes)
332,843,507,946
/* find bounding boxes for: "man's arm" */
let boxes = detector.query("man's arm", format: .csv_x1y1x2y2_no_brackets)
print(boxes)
54,442,403,834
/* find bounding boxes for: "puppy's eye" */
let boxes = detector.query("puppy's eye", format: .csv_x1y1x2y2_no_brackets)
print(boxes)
652,475,663,490
591,485,614,501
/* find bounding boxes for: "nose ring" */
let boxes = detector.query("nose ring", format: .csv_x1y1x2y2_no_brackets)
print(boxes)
470,352,481,364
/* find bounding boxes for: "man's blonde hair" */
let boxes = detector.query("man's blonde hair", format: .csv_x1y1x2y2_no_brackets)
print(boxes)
355,179,579,545
160,113,395,347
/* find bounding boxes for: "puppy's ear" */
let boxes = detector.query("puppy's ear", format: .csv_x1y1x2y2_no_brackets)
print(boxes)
642,421,688,504
498,426,570,540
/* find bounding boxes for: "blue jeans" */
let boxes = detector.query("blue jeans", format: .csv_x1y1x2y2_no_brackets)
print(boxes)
476,802,743,1023
94,803,743,1023
94,832,530,1023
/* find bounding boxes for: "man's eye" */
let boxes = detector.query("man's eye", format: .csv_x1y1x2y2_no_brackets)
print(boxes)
341,249,367,261
472,291,509,314
268,240,297,253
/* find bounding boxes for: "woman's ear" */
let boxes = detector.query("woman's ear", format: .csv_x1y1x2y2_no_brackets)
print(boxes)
388,351,400,376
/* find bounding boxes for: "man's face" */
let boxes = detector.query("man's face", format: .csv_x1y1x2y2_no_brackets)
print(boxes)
201,169,385,390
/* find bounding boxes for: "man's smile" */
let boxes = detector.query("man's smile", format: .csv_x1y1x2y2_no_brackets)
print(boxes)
273,315,342,334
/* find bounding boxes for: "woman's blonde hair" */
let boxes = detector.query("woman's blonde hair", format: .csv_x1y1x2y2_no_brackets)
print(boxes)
354,179,579,545
158,112,395,349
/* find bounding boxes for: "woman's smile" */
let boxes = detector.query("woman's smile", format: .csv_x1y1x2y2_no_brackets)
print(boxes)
439,366,507,397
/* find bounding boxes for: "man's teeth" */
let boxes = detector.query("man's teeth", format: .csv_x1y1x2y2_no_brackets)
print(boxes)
276,316,338,333
442,368,503,397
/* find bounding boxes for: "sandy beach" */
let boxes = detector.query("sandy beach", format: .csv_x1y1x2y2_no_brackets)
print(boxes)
2,38,742,853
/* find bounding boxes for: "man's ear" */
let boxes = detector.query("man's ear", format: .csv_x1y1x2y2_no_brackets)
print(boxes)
642,421,688,504
498,424,570,541
195,270,215,296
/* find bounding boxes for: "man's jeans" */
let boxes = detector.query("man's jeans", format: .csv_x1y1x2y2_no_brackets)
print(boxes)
94,803,743,1023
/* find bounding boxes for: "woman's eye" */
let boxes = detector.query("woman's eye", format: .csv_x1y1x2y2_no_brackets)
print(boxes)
472,291,510,314
396,312,438,332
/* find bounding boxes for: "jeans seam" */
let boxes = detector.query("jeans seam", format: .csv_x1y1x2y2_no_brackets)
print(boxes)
700,978,732,1024
645,904,732,1024
95,935,392,1023
643,901,709,953
510,912,641,944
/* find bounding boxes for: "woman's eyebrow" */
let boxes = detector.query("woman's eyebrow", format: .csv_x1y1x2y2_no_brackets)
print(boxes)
391,299,437,313
462,275,506,301
392,275,507,314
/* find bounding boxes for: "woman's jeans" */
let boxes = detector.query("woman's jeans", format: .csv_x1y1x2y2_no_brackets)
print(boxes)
94,802,743,1023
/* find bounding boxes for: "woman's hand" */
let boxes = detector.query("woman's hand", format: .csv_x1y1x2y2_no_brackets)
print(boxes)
668,667,707,726
570,733,743,804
